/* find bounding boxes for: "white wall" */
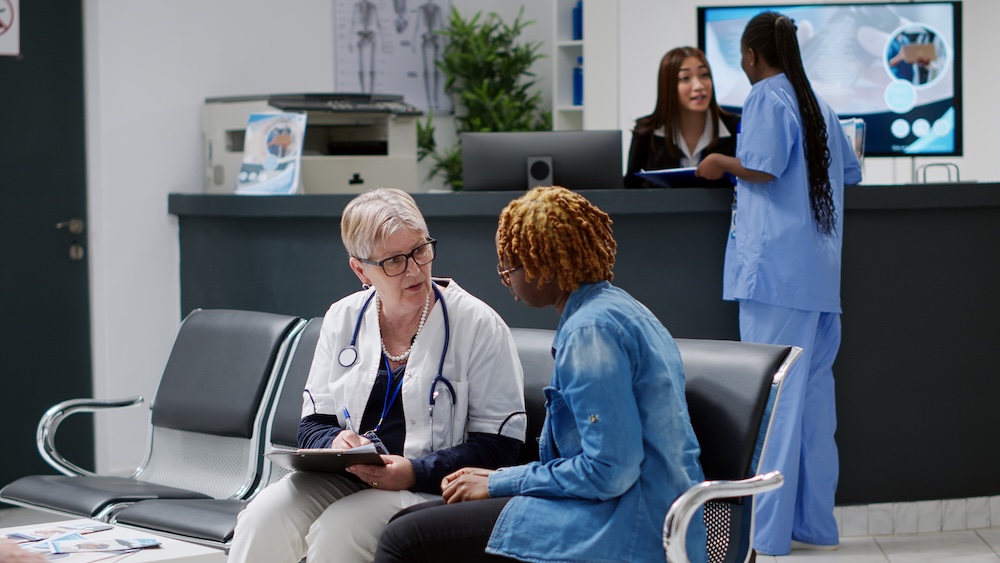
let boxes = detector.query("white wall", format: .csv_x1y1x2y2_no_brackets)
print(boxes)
84,0,994,472
618,0,999,185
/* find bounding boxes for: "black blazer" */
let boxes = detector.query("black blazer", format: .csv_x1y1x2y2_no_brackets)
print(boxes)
624,112,741,188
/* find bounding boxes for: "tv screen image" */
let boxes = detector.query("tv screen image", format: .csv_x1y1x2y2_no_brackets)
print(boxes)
461,131,624,191
698,2,962,157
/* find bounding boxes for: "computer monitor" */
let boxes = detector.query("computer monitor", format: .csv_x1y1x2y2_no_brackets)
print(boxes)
461,131,624,191
698,1,962,157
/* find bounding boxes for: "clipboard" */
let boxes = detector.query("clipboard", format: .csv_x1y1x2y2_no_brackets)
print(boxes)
636,167,736,188
901,43,936,64
266,448,386,473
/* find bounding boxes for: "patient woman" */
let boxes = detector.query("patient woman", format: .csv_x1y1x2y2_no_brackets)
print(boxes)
374,186,708,563
228,188,526,563
625,46,740,188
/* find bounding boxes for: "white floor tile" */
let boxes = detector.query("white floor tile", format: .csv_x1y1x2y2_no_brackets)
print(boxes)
868,504,893,536
777,536,887,562
968,497,991,530
916,500,942,534
893,502,918,535
876,530,999,562
976,526,1000,552
943,499,968,532
990,497,1000,529
843,505,869,537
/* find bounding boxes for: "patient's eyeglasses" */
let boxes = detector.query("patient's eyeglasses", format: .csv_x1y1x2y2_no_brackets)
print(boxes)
497,264,522,287
357,239,437,277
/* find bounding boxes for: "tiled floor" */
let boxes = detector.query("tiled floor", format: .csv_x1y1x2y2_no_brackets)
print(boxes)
756,528,1000,562
3,508,1000,561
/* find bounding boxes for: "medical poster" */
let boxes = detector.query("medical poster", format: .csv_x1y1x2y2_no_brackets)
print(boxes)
236,113,307,195
333,0,453,114
0,0,19,57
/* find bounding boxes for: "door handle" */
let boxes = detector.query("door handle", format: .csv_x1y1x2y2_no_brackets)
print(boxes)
55,218,86,235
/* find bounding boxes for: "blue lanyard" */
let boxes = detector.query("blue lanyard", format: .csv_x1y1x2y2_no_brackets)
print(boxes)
374,353,405,433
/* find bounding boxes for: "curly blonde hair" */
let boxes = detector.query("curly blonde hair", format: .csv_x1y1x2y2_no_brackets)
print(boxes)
497,186,615,293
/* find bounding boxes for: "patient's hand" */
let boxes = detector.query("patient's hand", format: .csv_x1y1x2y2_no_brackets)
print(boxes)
441,467,494,503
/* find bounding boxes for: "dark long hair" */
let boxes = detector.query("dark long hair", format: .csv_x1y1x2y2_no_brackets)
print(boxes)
742,12,836,235
634,47,731,159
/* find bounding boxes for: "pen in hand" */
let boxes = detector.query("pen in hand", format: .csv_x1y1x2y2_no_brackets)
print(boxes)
342,406,355,433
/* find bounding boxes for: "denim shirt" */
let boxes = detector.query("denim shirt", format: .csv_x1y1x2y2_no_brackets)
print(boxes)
486,282,707,563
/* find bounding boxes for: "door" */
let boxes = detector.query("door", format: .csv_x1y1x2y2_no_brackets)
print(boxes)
0,1,92,487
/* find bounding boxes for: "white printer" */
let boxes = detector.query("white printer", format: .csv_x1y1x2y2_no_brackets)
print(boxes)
203,93,423,194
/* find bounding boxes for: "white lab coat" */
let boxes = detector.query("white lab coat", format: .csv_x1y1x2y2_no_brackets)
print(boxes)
302,278,526,457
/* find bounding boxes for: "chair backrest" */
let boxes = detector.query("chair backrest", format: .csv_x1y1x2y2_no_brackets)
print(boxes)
509,328,555,466
136,309,304,500
675,338,796,563
258,317,325,486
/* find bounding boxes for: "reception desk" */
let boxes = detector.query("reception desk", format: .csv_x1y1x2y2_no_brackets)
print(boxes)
169,183,1000,506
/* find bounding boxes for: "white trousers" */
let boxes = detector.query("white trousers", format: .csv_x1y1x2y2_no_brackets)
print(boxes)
228,471,439,563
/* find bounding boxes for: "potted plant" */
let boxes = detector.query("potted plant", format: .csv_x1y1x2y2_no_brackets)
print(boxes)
418,6,552,190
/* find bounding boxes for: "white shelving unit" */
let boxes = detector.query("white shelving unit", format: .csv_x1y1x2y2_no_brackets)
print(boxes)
551,0,619,131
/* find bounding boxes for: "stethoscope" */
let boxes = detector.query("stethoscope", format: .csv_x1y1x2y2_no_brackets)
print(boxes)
337,283,456,448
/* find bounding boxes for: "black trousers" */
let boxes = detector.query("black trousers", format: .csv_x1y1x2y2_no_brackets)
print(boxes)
374,497,519,562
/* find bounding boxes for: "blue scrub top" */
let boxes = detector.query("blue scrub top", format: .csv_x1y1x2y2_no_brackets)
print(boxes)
724,73,862,313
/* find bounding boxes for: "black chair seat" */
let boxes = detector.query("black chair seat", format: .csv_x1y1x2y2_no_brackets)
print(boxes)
0,475,213,518
115,498,248,544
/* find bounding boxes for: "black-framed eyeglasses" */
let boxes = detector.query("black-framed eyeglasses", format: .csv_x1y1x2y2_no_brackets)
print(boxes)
358,239,437,277
497,264,522,287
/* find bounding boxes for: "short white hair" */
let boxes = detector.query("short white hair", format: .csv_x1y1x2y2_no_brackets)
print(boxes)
340,188,429,259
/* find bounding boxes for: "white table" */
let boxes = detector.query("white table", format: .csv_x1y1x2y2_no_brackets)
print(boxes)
1,519,226,563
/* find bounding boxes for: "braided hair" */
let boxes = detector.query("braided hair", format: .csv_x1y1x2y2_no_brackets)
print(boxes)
497,186,616,293
743,11,836,235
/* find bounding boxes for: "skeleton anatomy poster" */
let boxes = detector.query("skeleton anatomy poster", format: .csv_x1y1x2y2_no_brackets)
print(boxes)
334,0,453,114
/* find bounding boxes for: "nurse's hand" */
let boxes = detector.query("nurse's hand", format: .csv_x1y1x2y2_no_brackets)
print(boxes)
346,455,416,491
440,467,494,503
695,153,729,180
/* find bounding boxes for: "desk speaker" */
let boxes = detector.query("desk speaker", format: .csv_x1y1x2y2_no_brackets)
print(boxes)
527,156,553,189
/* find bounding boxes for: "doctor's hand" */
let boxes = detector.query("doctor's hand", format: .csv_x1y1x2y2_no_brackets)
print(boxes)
441,467,494,504
331,429,367,450
346,455,416,491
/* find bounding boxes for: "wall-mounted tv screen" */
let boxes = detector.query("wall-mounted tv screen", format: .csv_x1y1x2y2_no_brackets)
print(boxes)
698,2,962,157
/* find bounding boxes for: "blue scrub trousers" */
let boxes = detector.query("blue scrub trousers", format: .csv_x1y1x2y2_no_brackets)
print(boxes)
739,299,840,556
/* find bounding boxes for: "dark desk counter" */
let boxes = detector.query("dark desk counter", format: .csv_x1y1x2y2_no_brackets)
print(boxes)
170,184,1000,505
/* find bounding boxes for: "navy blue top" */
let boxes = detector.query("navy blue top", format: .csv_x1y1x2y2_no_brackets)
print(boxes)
298,361,521,494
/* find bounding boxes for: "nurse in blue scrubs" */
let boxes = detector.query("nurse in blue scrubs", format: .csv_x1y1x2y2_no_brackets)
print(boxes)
696,11,862,557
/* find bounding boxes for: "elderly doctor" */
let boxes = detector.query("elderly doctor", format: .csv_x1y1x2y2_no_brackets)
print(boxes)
228,188,527,563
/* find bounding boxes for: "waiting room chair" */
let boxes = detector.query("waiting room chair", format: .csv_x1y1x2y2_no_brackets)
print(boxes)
0,309,305,522
508,328,556,466
664,339,801,563
109,317,324,548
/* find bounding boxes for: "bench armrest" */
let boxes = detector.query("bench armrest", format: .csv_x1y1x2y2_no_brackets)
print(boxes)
662,471,784,563
37,396,145,477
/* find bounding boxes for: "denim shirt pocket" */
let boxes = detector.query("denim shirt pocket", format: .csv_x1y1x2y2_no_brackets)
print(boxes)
542,385,582,461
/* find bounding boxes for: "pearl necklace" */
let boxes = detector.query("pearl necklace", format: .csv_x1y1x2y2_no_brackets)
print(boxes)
379,292,430,363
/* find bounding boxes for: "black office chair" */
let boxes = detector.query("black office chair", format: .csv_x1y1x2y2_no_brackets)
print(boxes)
508,328,555,466
664,339,800,563
0,309,304,522
110,317,325,548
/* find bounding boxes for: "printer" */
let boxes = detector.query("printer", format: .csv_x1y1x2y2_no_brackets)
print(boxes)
203,93,423,194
